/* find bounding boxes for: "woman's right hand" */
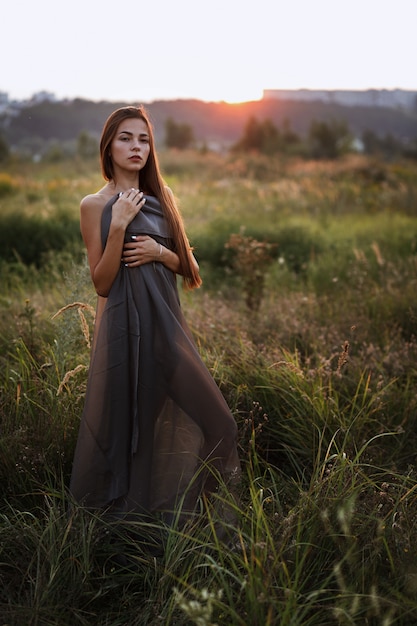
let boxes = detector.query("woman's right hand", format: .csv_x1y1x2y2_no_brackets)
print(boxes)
112,188,146,229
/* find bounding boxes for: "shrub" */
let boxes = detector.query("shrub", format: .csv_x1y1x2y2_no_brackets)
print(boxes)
0,211,83,266
0,172,17,197
225,232,276,310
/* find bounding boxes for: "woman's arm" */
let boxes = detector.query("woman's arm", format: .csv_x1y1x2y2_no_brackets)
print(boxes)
81,189,145,297
122,236,199,276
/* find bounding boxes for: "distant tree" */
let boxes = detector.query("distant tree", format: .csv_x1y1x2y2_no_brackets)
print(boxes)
77,131,98,159
232,116,281,154
164,117,194,149
232,116,303,156
281,118,300,148
402,137,417,160
362,129,403,159
261,119,281,155
380,133,402,159
0,134,10,162
362,129,381,155
238,116,263,151
308,119,352,159
43,142,66,162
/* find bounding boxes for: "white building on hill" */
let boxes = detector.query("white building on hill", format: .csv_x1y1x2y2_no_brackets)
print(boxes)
263,89,417,110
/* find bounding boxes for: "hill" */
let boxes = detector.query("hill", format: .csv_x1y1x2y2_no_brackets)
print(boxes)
1,96,417,149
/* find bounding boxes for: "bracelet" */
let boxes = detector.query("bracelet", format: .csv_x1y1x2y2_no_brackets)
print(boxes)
159,244,163,257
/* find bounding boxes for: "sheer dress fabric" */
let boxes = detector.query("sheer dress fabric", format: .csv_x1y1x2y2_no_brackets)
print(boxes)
70,194,240,521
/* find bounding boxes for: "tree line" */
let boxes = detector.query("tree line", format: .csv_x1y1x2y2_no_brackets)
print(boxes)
230,115,417,160
0,113,416,164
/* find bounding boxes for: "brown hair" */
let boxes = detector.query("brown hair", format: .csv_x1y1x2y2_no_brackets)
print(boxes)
100,106,201,290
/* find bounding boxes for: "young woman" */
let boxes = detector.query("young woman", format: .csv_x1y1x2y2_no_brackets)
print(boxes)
70,106,240,527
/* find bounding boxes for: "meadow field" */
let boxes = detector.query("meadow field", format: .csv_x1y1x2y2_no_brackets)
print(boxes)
1,150,417,625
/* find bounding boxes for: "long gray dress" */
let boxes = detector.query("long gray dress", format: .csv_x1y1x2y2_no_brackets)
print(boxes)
70,194,240,521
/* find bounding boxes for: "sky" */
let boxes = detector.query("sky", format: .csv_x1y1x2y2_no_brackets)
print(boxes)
2,0,416,104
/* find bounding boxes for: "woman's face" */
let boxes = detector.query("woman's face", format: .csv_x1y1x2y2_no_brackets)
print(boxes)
110,118,151,174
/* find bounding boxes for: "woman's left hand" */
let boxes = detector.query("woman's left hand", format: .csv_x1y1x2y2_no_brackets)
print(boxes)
122,235,161,267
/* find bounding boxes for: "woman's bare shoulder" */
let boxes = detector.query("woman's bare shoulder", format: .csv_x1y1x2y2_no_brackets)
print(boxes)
80,189,112,212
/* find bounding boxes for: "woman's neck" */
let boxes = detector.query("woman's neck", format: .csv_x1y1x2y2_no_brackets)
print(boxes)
109,174,140,194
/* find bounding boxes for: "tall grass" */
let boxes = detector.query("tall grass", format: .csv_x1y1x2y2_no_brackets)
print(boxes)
1,152,417,624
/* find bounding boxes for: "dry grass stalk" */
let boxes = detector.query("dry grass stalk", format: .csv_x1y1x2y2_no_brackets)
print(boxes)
353,248,367,263
77,308,91,349
56,364,87,396
337,340,350,375
52,300,95,348
371,241,385,266
270,360,305,378
51,301,96,320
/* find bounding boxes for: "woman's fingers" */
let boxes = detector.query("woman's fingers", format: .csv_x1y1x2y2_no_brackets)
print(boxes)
122,236,156,266
117,189,145,206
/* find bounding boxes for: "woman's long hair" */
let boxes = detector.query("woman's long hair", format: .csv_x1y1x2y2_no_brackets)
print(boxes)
100,106,201,290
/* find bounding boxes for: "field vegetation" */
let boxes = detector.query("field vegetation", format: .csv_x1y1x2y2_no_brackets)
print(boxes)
1,149,417,625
